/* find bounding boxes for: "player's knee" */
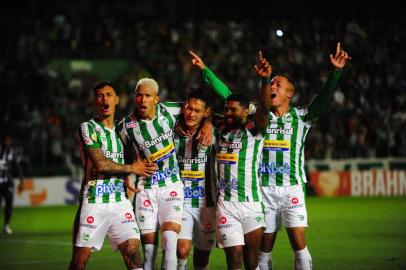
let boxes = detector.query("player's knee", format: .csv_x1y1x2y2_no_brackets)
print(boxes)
177,244,190,259
70,258,88,270
261,232,277,252
244,256,260,270
225,249,243,269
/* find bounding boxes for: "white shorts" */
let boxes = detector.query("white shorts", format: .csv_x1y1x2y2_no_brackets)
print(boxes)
74,199,140,251
261,184,308,233
179,206,216,251
135,181,184,233
216,200,265,248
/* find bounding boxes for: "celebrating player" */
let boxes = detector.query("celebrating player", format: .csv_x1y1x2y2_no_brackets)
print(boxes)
211,53,272,270
69,81,157,270
119,78,212,270
174,89,217,270
190,42,351,270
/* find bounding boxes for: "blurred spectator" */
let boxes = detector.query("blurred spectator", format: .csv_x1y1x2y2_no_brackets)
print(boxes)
0,1,405,175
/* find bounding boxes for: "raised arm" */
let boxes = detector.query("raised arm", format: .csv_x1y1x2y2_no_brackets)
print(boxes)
189,50,232,101
253,51,272,130
308,42,351,121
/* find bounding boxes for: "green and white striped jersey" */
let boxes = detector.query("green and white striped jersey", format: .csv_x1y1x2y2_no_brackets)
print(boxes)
119,102,182,189
77,119,126,204
260,107,312,187
216,124,264,202
174,133,216,208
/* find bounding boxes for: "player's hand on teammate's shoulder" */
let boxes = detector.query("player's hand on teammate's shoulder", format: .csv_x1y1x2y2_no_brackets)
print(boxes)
132,159,158,177
330,42,351,69
254,51,272,78
196,120,213,147
189,50,206,70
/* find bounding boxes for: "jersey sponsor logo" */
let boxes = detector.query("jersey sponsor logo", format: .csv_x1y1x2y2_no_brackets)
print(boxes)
263,140,290,151
104,150,124,159
217,178,238,190
220,216,227,224
94,182,124,196
122,212,136,224
178,156,208,164
143,200,151,207
147,143,175,163
260,162,291,175
291,197,299,204
87,216,94,224
181,170,205,181
165,190,182,202
216,153,238,164
126,121,137,129
287,203,304,210
184,186,205,198
266,127,293,135
138,206,154,213
218,217,232,229
144,130,174,149
218,140,242,149
150,165,179,184
205,223,213,230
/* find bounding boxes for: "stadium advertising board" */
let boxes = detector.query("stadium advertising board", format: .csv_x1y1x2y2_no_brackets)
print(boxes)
310,170,406,197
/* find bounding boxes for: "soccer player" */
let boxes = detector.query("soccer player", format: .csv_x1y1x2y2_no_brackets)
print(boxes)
70,81,157,270
174,89,216,270
190,42,351,270
0,132,24,235
119,78,212,270
212,53,272,270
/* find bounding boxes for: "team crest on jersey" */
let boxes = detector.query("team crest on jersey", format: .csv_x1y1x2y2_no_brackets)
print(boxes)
158,116,169,127
197,143,208,152
282,114,292,124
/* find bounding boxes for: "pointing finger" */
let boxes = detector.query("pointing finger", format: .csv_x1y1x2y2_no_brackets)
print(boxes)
189,50,199,59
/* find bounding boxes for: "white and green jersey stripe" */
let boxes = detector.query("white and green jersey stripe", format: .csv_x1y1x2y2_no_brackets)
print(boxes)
119,102,182,189
260,107,312,187
216,124,264,202
77,119,126,204
174,133,216,208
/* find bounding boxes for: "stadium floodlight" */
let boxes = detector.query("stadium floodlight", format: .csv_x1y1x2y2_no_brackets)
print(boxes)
276,29,284,37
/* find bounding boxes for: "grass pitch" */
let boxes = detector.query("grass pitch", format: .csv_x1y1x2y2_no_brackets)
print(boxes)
1,197,405,270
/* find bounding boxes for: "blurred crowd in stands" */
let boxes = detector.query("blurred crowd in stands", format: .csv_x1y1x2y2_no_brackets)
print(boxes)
1,0,405,175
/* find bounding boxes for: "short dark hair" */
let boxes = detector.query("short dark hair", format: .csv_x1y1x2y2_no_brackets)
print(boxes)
226,93,250,109
187,87,209,107
92,81,116,95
